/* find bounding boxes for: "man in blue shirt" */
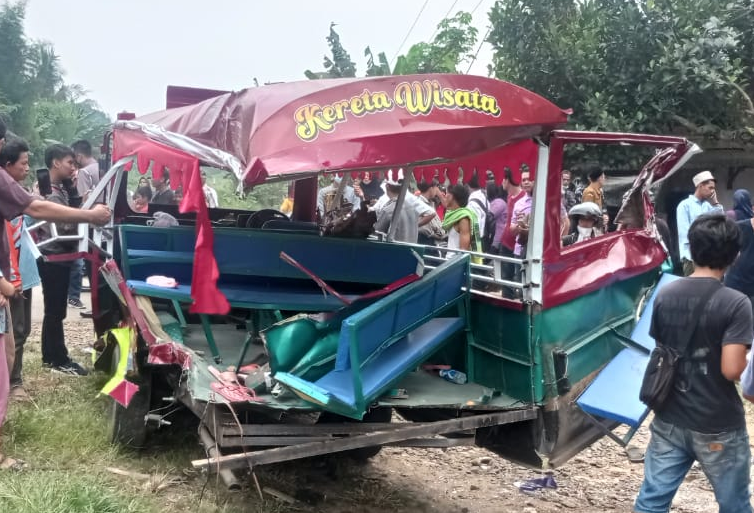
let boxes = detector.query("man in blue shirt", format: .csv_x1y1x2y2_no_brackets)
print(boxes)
676,170,723,275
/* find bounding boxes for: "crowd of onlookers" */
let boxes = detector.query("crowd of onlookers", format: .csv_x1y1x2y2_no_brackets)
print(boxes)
128,170,218,213
0,120,110,468
312,165,614,291
309,165,754,309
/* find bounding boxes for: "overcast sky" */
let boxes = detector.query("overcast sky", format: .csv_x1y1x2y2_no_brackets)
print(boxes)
22,0,495,118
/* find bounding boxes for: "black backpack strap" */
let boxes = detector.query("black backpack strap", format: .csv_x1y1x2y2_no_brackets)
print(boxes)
676,279,724,357
470,197,487,212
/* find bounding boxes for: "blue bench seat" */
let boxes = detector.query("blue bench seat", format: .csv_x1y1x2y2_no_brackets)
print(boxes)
576,347,651,428
278,317,464,409
117,224,428,366
127,280,356,312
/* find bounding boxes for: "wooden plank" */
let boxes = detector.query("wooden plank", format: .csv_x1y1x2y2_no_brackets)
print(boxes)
220,435,475,448
220,421,417,437
193,408,537,471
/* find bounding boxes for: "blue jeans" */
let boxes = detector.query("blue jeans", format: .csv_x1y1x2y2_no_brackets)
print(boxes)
68,257,84,300
635,417,752,513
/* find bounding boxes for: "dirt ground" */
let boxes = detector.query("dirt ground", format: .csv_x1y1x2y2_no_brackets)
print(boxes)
48,291,750,513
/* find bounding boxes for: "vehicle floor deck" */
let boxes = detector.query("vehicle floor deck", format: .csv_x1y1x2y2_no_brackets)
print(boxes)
180,324,526,412
182,323,267,367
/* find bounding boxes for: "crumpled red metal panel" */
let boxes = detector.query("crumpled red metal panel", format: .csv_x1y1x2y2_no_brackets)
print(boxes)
540,132,696,309
147,342,193,370
543,230,666,308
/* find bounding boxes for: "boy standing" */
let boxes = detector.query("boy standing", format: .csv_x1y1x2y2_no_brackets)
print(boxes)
37,144,89,375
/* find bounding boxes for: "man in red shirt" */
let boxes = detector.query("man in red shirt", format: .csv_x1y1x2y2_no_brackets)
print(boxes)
499,168,527,298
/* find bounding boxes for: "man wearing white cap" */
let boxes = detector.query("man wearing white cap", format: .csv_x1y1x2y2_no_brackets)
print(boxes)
676,170,723,275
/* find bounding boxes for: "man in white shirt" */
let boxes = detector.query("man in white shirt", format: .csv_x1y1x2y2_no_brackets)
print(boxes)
676,170,723,275
467,174,489,238
373,174,435,242
201,171,219,208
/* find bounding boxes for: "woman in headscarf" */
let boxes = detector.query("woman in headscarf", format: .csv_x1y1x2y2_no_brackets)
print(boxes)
728,189,754,221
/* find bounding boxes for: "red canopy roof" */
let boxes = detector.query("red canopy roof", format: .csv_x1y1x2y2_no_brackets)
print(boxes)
412,139,539,186
134,75,568,185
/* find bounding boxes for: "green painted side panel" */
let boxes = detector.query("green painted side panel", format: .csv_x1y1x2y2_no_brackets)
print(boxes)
467,302,533,402
466,269,659,405
532,270,659,402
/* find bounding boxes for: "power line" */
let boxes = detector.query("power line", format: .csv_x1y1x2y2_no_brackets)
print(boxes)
465,24,492,74
463,0,491,74
428,0,460,41
391,0,432,66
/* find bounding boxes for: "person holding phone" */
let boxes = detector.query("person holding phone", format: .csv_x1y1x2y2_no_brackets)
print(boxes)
35,145,94,376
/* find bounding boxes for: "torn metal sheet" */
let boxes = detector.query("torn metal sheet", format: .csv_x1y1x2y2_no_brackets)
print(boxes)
99,327,139,407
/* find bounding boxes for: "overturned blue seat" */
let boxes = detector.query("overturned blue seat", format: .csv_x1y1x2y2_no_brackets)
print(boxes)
576,272,680,445
275,255,472,420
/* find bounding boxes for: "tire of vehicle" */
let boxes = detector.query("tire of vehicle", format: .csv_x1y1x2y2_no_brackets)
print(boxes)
319,407,392,461
109,349,153,449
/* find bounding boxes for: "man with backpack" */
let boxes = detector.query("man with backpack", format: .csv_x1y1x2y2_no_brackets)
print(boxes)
467,174,490,250
634,214,752,513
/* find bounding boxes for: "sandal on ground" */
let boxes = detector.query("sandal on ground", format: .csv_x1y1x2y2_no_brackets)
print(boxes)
10,387,32,402
0,454,26,471
625,445,645,463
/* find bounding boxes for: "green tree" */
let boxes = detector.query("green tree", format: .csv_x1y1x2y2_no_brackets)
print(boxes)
0,1,35,138
488,0,753,136
0,1,111,166
305,23,357,79
306,11,479,78
394,12,479,75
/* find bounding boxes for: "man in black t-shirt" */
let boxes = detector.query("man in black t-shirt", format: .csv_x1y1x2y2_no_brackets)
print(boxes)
151,175,175,205
635,214,753,513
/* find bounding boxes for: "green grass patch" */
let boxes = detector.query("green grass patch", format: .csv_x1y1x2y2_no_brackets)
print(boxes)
0,341,257,513
5,371,119,468
0,471,154,513
0,333,425,512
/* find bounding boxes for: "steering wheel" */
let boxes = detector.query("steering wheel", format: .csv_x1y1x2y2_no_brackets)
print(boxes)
246,209,290,229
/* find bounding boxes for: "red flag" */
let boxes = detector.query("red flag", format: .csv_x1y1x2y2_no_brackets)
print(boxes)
179,161,231,315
